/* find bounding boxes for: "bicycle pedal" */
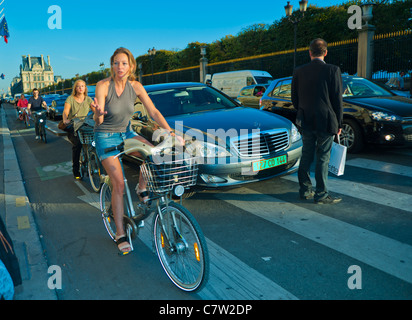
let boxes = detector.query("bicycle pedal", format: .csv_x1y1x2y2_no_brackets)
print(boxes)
138,220,144,228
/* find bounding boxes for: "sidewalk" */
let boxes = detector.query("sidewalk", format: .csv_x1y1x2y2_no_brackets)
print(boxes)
1,106,58,300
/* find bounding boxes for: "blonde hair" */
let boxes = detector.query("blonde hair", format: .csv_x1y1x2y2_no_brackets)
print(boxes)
110,47,136,81
71,79,88,96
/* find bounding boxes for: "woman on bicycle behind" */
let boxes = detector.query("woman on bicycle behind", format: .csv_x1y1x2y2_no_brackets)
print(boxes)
62,80,95,180
93,47,178,255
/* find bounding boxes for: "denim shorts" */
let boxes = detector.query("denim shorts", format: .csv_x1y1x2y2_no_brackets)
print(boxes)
94,130,138,162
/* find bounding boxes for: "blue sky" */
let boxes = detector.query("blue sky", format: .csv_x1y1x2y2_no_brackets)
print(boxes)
0,0,347,94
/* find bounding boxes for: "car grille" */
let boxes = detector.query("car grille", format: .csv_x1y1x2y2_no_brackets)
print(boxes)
403,117,412,123
231,129,289,157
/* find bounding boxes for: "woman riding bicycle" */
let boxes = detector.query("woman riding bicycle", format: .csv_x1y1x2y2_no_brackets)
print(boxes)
93,47,180,255
62,80,95,180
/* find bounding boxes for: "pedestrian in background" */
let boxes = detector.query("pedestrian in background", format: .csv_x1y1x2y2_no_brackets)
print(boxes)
62,79,94,180
396,71,405,90
27,88,48,140
291,38,343,204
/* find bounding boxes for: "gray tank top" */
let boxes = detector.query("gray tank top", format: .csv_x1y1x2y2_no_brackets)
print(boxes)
94,79,137,132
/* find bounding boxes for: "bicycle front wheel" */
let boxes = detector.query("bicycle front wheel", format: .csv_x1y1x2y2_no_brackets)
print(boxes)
100,181,116,241
79,147,87,179
88,149,102,192
153,202,209,292
40,124,47,143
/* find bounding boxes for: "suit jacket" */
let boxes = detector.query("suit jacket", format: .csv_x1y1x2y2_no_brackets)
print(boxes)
291,59,343,135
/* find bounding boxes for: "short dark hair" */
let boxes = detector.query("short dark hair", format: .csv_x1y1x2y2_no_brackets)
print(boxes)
310,38,327,57
33,88,39,92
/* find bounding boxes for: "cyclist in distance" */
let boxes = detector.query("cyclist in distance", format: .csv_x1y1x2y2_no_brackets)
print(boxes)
17,94,29,120
27,88,48,140
92,47,181,255
17,94,28,111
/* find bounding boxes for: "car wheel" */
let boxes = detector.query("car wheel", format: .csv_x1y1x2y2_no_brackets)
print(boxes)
341,119,364,153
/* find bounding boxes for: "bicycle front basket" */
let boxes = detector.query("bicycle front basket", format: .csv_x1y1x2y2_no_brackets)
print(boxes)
77,128,94,145
141,157,199,194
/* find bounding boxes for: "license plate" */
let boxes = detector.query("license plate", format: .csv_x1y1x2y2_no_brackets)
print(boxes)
252,155,287,172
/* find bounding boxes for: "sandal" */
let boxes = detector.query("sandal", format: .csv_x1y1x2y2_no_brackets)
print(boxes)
136,185,152,206
115,234,132,256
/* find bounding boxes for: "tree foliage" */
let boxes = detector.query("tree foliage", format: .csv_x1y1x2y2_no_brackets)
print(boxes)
133,0,410,75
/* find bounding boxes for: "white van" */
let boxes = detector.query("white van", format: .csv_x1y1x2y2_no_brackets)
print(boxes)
210,70,273,98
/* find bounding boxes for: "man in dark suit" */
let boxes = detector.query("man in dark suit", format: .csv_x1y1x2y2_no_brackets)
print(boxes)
291,38,343,204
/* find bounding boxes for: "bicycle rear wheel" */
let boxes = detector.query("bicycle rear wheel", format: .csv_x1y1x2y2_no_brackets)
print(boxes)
88,149,102,192
153,202,209,292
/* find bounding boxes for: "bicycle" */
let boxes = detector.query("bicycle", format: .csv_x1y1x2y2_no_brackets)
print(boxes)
33,110,47,143
77,125,103,192
99,137,209,292
17,107,31,128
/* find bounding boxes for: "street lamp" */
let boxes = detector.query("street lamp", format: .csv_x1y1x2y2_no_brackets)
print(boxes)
284,0,308,70
148,47,156,84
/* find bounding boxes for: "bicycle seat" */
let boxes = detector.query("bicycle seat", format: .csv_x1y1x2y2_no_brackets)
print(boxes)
123,138,153,158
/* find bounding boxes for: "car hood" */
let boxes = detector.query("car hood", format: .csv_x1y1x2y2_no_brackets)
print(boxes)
166,107,292,136
345,96,412,117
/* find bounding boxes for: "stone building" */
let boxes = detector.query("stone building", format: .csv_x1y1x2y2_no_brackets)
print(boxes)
10,54,55,95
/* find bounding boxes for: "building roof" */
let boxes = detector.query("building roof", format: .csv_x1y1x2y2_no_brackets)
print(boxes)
21,55,53,72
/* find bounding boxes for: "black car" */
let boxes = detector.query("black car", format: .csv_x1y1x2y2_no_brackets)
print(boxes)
130,82,302,190
48,96,67,120
259,76,412,153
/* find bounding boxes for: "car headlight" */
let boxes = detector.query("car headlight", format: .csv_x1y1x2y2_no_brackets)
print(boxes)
186,141,231,158
370,111,402,122
198,142,231,158
291,123,301,143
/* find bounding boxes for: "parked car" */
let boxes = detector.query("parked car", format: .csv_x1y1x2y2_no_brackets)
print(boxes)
260,75,412,153
128,82,302,190
237,84,269,109
48,96,67,120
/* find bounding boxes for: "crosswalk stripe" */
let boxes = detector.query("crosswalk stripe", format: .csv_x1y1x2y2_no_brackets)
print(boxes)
216,187,412,284
282,173,412,213
347,158,412,178
138,211,297,300
75,184,297,300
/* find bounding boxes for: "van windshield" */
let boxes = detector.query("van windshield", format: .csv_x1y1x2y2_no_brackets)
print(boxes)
254,76,273,84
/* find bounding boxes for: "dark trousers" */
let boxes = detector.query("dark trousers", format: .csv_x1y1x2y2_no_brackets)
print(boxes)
67,127,82,175
32,113,40,136
298,129,334,201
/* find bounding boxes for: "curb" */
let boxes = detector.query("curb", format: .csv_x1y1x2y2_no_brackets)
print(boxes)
1,108,58,300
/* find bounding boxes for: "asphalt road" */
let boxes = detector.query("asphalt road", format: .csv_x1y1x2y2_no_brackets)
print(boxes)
3,102,412,301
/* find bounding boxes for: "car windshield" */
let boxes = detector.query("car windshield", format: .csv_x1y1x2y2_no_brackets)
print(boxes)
254,76,273,84
147,86,238,117
342,77,392,98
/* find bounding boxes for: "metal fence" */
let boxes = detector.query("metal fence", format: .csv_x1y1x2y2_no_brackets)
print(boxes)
142,30,411,86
